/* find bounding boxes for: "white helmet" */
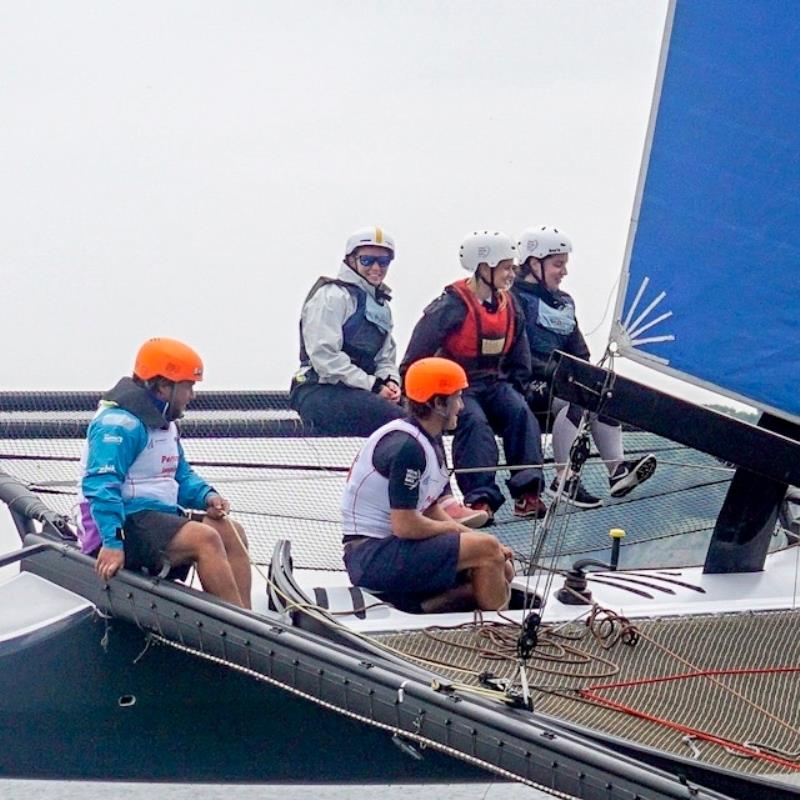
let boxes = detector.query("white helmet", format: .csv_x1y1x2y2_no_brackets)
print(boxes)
345,226,395,257
459,230,517,272
516,225,572,264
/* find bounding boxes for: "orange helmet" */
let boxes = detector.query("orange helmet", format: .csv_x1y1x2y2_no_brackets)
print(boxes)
133,338,204,383
405,357,468,403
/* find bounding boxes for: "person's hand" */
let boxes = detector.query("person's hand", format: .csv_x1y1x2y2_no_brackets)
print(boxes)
526,380,549,401
452,522,474,535
96,547,125,582
206,494,231,520
524,380,550,413
501,544,514,561
378,382,401,403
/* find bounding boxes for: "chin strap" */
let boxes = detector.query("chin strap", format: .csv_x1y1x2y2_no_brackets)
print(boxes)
475,268,501,304
146,380,182,422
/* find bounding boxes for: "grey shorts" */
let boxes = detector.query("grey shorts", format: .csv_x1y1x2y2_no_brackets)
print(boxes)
122,509,192,580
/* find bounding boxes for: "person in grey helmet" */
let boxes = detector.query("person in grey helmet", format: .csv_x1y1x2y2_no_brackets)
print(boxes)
290,226,405,436
400,231,548,524
512,225,656,508
290,226,487,527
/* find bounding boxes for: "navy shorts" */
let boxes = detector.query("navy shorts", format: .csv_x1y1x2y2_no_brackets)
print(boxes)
122,509,191,580
343,533,461,597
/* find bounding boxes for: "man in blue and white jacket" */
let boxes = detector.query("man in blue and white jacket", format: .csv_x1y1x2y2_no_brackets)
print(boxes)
77,337,251,608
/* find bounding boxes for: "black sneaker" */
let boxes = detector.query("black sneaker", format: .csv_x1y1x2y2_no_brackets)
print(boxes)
609,454,657,498
550,475,602,509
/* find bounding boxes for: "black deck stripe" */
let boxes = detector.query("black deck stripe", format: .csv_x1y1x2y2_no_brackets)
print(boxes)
348,586,366,619
313,587,329,609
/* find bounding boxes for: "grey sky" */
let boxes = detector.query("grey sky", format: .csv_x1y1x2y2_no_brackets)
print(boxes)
2,1,729,407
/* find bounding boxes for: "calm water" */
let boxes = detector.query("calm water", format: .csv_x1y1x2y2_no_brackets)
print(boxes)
0,781,553,799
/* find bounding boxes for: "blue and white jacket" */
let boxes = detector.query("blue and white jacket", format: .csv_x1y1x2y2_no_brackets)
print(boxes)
76,377,215,554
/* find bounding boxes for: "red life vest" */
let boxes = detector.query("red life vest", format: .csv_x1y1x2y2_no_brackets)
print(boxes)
441,279,515,377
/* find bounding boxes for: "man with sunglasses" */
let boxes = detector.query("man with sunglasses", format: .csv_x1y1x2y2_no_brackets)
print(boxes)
290,226,488,528
290,226,405,436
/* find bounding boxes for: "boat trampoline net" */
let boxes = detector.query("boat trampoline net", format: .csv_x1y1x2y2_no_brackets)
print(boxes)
375,608,800,781
0,389,795,571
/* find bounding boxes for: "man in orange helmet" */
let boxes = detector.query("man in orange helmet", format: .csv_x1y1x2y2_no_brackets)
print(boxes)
341,357,514,612
76,338,251,608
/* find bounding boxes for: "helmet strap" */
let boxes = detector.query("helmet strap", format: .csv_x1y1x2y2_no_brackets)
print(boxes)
164,382,180,422
145,378,180,422
475,265,499,302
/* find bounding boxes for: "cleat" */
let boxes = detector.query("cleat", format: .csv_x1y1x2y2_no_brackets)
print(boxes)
609,454,657,498
550,475,602,509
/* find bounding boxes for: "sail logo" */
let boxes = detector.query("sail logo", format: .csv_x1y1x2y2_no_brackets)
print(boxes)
613,275,676,365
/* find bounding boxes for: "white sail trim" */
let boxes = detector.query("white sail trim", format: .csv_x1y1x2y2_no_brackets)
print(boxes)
611,275,676,364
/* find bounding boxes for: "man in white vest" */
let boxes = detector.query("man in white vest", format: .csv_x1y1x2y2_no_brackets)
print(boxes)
76,338,251,608
341,357,514,613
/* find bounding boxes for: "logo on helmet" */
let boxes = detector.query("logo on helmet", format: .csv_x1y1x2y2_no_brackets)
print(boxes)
477,246,490,258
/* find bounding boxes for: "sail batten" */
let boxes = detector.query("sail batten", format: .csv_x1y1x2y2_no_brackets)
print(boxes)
613,0,800,424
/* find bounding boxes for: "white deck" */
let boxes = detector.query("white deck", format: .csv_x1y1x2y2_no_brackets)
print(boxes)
254,545,800,634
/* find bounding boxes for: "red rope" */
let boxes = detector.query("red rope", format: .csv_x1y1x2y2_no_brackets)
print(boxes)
585,665,800,692
579,666,800,771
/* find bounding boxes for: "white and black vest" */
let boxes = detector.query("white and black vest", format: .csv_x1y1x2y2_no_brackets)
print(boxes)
341,419,449,539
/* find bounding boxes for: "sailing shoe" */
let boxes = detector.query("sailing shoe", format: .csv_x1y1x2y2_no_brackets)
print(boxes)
439,495,490,528
609,454,657,498
549,475,602,509
466,500,495,526
513,492,548,519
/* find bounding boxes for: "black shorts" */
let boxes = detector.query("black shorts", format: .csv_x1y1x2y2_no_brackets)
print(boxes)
122,509,192,581
343,533,460,596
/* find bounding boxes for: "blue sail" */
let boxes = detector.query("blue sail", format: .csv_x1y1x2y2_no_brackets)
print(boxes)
612,0,800,424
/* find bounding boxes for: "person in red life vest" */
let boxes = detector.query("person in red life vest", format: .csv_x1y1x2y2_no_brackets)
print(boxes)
341,357,514,612
400,231,547,523
76,338,251,608
290,225,487,528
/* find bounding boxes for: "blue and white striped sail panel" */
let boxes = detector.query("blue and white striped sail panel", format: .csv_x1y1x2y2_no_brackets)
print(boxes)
612,0,800,424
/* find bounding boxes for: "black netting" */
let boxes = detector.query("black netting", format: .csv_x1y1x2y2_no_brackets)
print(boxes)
0,390,792,571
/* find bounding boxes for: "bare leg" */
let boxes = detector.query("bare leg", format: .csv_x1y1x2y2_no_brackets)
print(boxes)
456,531,511,610
203,516,252,609
166,522,244,607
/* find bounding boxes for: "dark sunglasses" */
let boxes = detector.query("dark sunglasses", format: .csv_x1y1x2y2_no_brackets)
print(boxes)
358,254,393,268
